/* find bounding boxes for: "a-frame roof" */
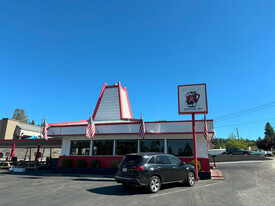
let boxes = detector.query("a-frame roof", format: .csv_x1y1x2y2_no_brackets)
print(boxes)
92,82,134,121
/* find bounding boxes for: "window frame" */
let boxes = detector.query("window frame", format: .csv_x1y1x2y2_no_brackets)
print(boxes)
115,139,138,156
139,139,164,153
70,140,91,156
167,139,194,157
92,139,114,156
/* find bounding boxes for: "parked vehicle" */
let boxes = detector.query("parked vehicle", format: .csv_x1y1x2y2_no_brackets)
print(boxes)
208,149,226,156
115,153,196,193
251,149,267,156
223,148,251,155
265,151,274,157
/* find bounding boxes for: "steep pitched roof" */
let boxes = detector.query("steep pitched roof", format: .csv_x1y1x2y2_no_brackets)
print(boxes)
92,82,133,121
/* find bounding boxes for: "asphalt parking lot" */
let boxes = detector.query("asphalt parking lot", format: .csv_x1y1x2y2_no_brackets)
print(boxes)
0,160,274,206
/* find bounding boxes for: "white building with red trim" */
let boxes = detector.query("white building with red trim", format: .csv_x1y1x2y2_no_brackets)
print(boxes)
48,82,214,172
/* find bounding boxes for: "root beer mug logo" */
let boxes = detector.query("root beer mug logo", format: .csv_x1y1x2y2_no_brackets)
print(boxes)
178,84,208,114
186,91,200,107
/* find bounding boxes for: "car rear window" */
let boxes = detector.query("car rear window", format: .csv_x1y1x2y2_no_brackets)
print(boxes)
121,155,144,165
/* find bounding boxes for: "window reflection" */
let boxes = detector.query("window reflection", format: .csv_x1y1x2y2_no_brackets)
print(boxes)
167,140,193,156
140,139,164,153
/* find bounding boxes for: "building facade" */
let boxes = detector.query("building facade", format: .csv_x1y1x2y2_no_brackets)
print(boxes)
48,82,214,172
0,118,42,140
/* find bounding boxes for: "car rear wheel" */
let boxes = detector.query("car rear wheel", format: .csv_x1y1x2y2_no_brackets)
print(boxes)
148,176,161,193
186,172,195,187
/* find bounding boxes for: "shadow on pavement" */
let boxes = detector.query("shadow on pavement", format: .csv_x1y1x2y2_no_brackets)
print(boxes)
88,183,189,196
20,176,43,179
0,170,114,178
87,185,148,196
73,178,115,182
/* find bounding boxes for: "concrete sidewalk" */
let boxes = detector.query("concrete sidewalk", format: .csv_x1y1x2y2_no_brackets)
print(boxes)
210,169,224,180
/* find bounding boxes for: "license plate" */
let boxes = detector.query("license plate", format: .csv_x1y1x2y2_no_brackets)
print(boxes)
122,168,127,172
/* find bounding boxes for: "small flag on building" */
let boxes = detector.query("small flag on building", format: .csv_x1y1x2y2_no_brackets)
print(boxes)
203,113,208,140
139,114,146,139
42,118,49,140
86,114,95,139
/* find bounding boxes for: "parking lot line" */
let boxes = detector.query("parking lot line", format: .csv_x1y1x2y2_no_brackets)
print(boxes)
150,181,224,198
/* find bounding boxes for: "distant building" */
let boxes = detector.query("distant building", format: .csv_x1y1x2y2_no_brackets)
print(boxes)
0,118,42,140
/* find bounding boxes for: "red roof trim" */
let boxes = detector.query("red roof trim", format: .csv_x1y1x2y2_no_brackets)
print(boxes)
49,131,214,137
49,120,88,126
92,83,107,120
105,85,119,89
0,138,59,142
118,81,124,120
124,87,133,119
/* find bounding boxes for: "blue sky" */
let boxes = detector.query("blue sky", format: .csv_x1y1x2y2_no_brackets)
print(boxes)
1,1,275,140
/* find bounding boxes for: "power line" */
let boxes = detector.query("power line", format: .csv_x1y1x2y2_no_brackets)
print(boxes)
215,118,275,128
215,101,275,122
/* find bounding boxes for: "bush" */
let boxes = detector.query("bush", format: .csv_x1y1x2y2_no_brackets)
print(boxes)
90,160,100,168
189,160,201,171
61,158,73,167
110,160,120,169
272,151,275,155
76,159,87,168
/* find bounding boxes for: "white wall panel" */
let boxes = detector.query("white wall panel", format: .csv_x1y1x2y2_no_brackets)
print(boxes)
48,121,214,136
120,88,131,118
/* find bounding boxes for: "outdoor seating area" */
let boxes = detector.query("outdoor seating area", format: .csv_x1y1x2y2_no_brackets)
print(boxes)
0,144,52,171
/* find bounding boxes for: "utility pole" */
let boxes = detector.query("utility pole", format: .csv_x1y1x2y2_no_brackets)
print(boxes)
236,128,240,140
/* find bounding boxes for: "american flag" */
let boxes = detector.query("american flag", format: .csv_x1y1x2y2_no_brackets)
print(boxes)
86,115,95,139
139,115,146,139
42,118,49,140
203,113,208,140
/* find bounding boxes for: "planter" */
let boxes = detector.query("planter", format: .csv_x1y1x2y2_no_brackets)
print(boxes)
198,171,211,179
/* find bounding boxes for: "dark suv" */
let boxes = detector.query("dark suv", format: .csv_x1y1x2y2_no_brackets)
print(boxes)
224,148,251,155
115,153,196,193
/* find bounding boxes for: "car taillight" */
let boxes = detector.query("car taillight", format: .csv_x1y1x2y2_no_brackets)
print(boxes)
135,166,144,171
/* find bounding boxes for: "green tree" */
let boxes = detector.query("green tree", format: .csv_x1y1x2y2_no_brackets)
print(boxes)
12,109,29,123
225,133,248,150
256,137,273,150
31,120,35,125
264,122,275,143
212,138,227,149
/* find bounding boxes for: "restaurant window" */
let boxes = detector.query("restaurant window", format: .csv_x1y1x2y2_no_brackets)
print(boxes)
140,139,164,153
70,140,90,156
116,140,138,155
93,140,113,155
167,139,193,157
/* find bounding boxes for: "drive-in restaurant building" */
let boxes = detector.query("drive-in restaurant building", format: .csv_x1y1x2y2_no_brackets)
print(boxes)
47,82,214,175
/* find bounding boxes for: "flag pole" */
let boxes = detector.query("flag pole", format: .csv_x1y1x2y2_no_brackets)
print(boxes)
40,116,44,139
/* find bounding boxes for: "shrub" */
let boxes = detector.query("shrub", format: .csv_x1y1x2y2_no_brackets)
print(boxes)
110,160,120,169
272,151,275,155
189,160,201,171
76,159,87,168
61,158,73,167
90,160,100,168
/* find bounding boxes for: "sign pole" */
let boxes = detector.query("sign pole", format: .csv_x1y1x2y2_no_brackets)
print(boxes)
192,113,198,181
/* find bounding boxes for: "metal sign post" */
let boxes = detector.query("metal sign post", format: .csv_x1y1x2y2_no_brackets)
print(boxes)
192,113,198,180
178,83,208,181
